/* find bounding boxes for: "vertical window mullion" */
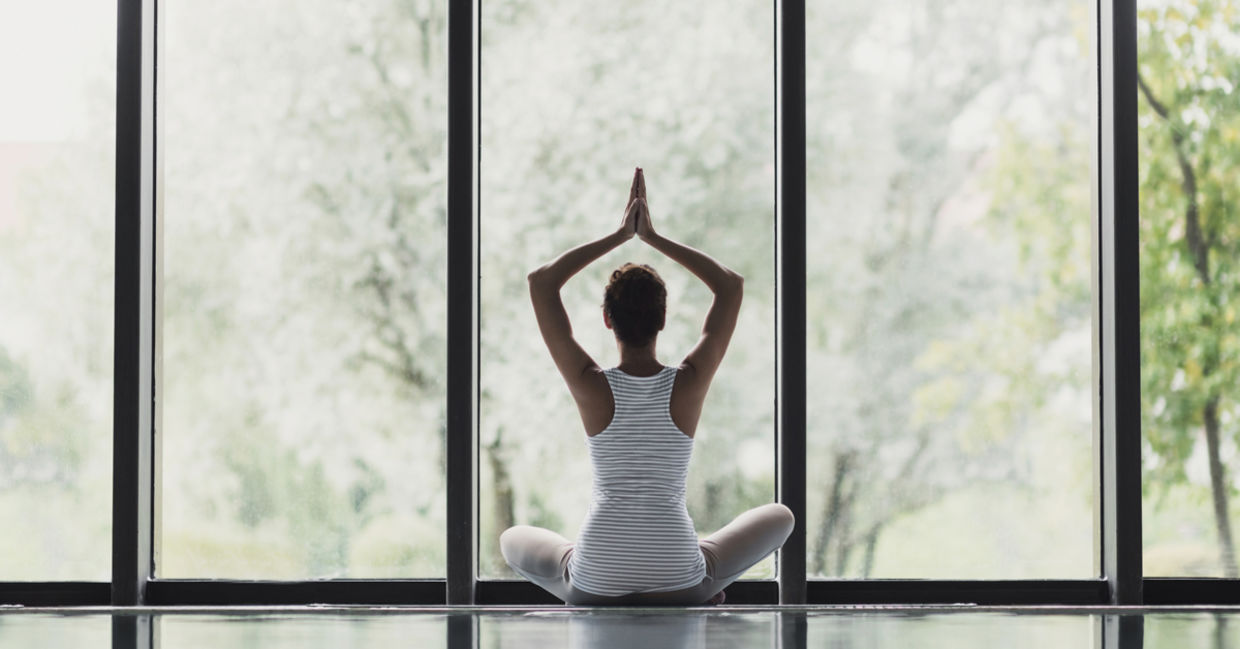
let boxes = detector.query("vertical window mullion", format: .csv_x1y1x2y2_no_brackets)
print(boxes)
1098,0,1142,605
446,0,479,605
113,0,157,606
776,0,807,605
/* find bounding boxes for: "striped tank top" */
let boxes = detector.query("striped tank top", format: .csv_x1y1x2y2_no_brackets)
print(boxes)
567,365,707,596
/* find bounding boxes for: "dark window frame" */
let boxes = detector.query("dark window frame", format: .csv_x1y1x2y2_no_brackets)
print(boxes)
0,0,1167,606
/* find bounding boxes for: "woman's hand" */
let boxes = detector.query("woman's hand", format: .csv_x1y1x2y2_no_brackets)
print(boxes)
625,167,655,241
628,167,644,207
618,196,639,240
619,167,647,240
635,197,656,241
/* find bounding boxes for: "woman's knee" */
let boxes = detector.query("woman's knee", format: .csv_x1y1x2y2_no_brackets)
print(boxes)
767,503,795,538
499,525,569,578
744,503,794,539
702,504,795,576
499,525,532,565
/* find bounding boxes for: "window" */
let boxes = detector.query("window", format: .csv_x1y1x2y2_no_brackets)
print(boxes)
0,0,114,580
1139,0,1240,578
805,0,1097,577
160,0,447,578
478,0,776,578
2,0,1194,608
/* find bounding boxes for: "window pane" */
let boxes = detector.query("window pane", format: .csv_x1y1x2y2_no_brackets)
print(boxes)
0,616,109,646
1140,0,1240,577
806,0,1096,577
162,0,447,577
0,2,113,580
479,2,775,578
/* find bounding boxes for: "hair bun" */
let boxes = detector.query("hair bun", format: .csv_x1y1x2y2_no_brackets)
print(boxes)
602,263,667,347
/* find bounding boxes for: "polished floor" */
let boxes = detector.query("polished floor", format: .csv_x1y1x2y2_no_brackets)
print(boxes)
2,607,1236,648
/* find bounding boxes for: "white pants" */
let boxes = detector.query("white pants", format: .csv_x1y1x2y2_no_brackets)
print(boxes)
499,503,795,605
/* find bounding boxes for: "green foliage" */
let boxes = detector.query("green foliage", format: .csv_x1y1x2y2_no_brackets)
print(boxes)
1139,0,1240,465
0,8,115,574
151,0,454,578
801,0,1096,577
1137,0,1240,575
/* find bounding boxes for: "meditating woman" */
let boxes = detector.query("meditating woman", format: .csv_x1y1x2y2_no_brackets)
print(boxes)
499,167,794,605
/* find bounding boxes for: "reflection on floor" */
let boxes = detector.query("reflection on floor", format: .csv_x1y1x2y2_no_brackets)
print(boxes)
1,607,1236,648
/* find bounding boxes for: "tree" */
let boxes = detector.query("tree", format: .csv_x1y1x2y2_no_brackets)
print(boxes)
160,0,448,577
803,0,1094,577
1137,0,1240,577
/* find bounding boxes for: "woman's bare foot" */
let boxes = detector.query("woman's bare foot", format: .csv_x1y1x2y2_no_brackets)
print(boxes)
706,590,726,606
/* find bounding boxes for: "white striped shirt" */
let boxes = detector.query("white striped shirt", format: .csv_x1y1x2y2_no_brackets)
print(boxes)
567,365,707,596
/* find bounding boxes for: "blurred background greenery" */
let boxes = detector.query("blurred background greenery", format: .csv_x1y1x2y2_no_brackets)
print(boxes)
0,0,1235,581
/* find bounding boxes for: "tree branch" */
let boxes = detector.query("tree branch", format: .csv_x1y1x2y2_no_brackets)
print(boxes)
1138,71,1209,284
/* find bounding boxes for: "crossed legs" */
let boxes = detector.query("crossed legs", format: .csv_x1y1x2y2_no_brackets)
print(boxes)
499,503,795,605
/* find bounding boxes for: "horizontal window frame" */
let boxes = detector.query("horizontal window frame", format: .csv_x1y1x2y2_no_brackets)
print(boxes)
143,580,446,606
8,579,1240,607
0,583,111,606
807,580,1110,606
1143,579,1240,606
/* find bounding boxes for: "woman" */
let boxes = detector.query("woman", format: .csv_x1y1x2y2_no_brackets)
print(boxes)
500,168,794,605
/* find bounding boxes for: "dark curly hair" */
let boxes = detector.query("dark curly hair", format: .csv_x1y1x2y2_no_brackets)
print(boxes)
602,263,667,347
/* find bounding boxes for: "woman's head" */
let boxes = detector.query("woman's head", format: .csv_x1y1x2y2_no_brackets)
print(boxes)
602,263,666,347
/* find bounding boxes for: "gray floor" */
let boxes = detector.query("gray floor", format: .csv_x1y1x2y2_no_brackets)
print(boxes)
2,606,1236,647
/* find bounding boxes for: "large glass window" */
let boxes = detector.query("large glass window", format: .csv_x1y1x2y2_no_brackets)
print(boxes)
0,0,1225,607
805,0,1097,577
0,1,114,580
1140,0,1240,577
161,0,447,578
479,0,776,577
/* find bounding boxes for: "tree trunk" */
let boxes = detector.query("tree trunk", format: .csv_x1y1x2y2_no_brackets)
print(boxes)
861,525,882,578
486,430,516,535
833,480,858,576
833,509,854,576
1203,398,1238,577
811,452,852,575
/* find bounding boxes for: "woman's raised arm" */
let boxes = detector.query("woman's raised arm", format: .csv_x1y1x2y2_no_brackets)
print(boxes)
634,191,743,387
527,172,641,405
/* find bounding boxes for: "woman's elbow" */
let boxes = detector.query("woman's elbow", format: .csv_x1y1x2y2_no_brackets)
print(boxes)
527,267,555,293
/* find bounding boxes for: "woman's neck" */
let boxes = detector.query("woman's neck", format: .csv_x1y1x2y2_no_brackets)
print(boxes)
616,342,661,376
